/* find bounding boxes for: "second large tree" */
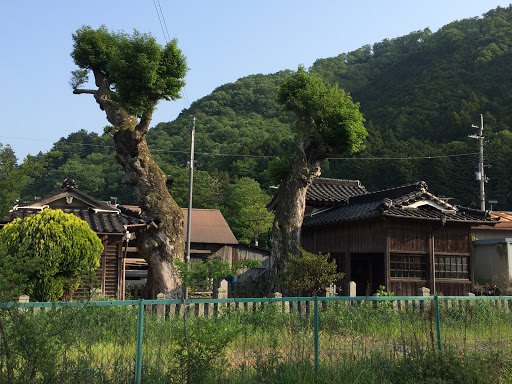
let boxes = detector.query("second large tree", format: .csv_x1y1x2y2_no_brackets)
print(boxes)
71,26,187,298
269,67,367,293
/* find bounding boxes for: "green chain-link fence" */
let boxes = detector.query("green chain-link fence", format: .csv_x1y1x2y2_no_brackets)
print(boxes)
2,295,512,383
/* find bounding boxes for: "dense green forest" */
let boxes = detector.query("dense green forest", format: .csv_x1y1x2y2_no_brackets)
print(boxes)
3,5,512,243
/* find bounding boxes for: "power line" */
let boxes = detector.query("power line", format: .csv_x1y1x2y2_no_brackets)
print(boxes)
327,152,480,161
152,0,170,43
156,0,172,42
0,135,482,161
152,0,190,108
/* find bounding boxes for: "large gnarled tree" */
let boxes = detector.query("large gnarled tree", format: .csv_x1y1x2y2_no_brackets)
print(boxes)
71,26,188,298
269,67,367,293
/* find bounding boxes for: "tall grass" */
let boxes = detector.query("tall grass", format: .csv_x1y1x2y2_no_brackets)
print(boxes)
2,298,512,383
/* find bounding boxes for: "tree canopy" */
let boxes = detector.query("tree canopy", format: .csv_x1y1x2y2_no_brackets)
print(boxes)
223,177,274,245
0,209,103,301
71,25,187,117
277,66,366,155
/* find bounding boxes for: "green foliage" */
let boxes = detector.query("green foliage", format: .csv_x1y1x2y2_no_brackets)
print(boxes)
165,165,229,209
174,257,261,292
278,66,367,155
0,209,103,301
223,177,274,244
147,71,296,186
376,285,395,296
171,316,245,383
0,144,23,219
0,144,51,220
2,297,512,383
279,247,344,296
20,130,135,205
71,25,187,117
69,69,89,89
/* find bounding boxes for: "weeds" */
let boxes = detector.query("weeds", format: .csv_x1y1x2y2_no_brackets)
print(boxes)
2,297,512,383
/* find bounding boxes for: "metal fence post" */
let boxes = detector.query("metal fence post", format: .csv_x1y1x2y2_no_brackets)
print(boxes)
434,295,442,351
314,296,319,376
135,298,145,384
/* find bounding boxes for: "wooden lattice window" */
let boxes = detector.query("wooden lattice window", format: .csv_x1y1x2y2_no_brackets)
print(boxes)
435,256,469,279
390,254,426,279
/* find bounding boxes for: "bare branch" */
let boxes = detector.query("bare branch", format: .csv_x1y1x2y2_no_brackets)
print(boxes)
73,89,96,95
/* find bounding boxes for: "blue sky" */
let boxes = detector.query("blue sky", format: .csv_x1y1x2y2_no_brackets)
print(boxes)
1,0,510,161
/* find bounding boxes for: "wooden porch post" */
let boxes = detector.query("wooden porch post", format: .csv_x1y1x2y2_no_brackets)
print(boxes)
385,225,391,290
428,227,434,294
344,250,351,295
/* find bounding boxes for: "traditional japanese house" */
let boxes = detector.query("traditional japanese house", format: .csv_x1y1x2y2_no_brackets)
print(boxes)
5,179,143,299
301,180,497,296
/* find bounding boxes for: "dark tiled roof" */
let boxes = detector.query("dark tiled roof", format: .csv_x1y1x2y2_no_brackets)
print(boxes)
3,179,144,233
267,177,367,210
9,208,142,234
306,178,367,206
20,180,114,212
304,181,496,226
349,181,428,204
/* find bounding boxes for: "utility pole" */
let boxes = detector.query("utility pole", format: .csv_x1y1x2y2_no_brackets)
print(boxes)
469,114,486,211
184,116,195,300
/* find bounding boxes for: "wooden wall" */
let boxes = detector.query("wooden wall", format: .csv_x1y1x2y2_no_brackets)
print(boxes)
101,235,123,298
301,219,387,254
302,218,474,296
75,234,123,300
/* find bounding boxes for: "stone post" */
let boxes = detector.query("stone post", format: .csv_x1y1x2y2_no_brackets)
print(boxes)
349,281,356,297
272,292,283,312
217,279,228,315
156,293,165,320
91,288,102,301
217,279,229,299
417,287,431,311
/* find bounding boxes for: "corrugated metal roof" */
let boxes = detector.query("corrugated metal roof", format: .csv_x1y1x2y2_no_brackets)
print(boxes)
182,209,238,245
117,206,238,244
472,211,512,230
490,211,512,222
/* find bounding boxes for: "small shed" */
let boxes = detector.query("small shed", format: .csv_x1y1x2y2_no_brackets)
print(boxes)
235,242,271,282
4,179,143,299
301,180,496,296
118,206,239,297
182,208,239,265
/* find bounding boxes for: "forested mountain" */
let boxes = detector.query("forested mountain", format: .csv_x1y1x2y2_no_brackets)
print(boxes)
11,5,512,240
146,5,512,209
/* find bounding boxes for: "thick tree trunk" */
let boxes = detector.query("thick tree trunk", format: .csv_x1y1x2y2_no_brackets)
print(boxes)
114,129,184,299
76,71,184,299
267,138,326,294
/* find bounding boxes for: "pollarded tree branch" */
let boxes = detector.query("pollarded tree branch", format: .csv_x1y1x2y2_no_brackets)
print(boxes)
72,89,96,95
